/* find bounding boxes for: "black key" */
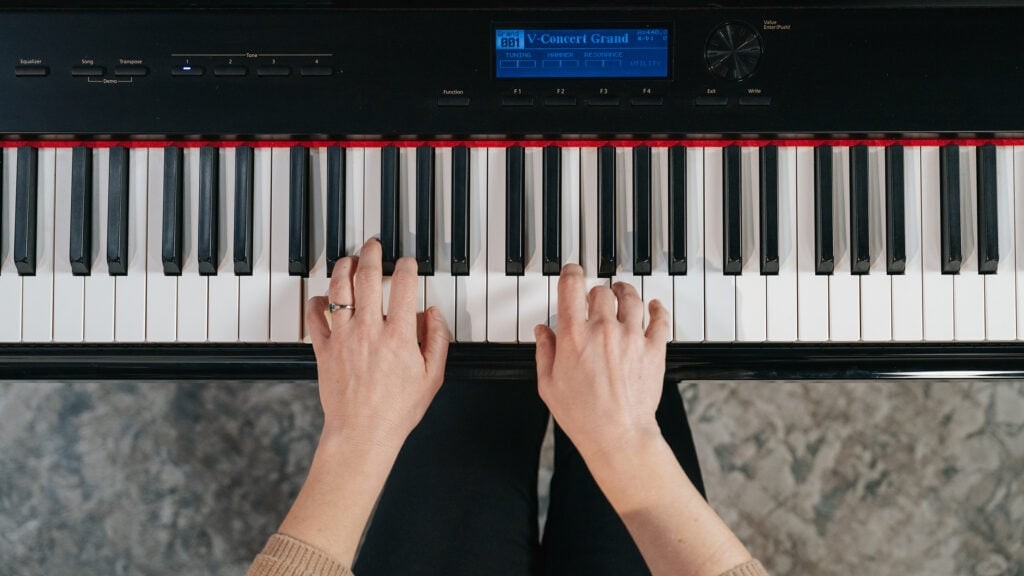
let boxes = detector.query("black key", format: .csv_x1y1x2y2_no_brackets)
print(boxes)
325,146,345,278
814,145,835,275
722,145,742,276
668,146,687,275
233,146,254,275
977,144,999,274
0,151,2,276
380,145,400,276
633,146,652,276
162,147,184,276
597,145,616,277
542,145,561,276
849,145,870,275
505,145,525,276
69,147,93,276
197,146,219,276
451,146,470,276
940,144,962,274
288,146,310,277
416,145,435,276
759,145,779,275
106,146,130,276
13,146,37,276
885,145,906,275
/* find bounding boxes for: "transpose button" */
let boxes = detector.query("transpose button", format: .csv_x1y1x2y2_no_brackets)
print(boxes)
114,65,149,77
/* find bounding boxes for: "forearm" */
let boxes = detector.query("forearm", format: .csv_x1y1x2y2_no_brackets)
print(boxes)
277,429,402,567
584,430,752,576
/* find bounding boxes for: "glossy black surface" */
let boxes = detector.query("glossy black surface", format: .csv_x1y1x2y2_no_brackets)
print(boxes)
105,146,129,276
668,145,687,275
288,145,310,277
849,144,870,275
633,145,652,276
940,144,962,274
885,145,906,274
380,145,399,276
325,146,345,277
197,145,219,276
542,145,561,276
161,147,183,276
722,145,742,275
759,145,778,275
4,343,1024,380
415,145,434,276
69,146,92,275
814,145,834,275
233,146,254,275
505,145,525,276
13,146,37,276
977,143,999,274
450,145,470,276
597,146,616,277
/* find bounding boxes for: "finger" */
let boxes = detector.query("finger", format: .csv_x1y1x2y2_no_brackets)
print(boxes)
421,307,452,385
588,284,617,321
305,296,332,351
612,281,644,329
327,256,359,325
534,324,556,380
387,257,420,329
556,264,587,330
353,238,383,323
645,299,672,343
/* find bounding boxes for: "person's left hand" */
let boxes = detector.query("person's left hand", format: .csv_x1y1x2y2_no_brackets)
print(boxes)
305,237,452,450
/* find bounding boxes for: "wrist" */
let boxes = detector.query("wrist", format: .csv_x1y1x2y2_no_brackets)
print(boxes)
579,427,681,513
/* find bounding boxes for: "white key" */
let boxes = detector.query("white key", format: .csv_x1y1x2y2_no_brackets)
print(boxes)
425,147,456,336
860,146,893,341
986,146,1016,340
21,148,56,342
580,147,609,297
797,147,829,341
954,146,985,340
399,147,423,311
519,147,548,342
303,148,330,343
0,148,20,342
921,146,954,340
487,148,517,342
704,147,735,342
613,147,644,305
674,147,704,342
735,147,766,342
178,148,209,342
892,147,924,341
345,147,365,255
84,148,115,342
53,149,85,342
238,148,272,342
829,147,860,342
146,148,177,342
209,148,240,342
644,147,673,337
767,146,798,341
113,149,148,342
549,146,581,329
455,148,488,342
270,147,301,342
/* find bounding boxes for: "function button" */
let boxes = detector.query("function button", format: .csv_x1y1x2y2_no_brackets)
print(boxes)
587,96,621,107
630,96,664,106
71,66,104,77
114,65,149,77
437,96,471,107
544,96,577,107
501,95,535,107
171,65,204,77
300,66,333,77
14,65,49,77
257,65,291,77
214,65,247,77
695,95,729,106
739,96,772,106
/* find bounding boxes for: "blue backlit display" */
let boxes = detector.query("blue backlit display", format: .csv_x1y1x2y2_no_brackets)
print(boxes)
495,27,669,79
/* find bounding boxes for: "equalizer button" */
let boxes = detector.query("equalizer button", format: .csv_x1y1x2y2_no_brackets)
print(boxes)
14,65,49,77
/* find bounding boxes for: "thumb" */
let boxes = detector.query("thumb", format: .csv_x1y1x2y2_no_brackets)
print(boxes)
534,324,556,380
421,307,452,384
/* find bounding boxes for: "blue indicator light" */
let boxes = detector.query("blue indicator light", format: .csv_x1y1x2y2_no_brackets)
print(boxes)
495,27,669,79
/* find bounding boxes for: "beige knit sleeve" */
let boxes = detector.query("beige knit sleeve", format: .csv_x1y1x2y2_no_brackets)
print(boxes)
717,559,770,576
247,533,352,576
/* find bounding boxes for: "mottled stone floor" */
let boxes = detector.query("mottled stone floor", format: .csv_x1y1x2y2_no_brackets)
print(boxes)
0,379,1021,576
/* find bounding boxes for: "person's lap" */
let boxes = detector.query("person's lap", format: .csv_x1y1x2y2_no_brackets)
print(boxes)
353,378,703,576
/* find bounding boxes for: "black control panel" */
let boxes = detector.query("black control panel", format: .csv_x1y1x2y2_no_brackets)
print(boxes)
1,6,1022,137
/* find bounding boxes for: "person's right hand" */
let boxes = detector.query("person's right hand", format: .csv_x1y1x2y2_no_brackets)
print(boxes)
534,263,671,463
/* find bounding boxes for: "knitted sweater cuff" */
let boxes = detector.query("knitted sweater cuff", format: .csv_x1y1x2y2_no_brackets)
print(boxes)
247,533,352,576
718,559,770,576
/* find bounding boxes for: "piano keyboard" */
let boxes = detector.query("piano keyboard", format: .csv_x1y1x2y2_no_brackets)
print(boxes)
2,141,1022,345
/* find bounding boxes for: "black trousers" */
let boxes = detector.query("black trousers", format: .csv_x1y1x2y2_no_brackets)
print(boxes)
353,379,705,576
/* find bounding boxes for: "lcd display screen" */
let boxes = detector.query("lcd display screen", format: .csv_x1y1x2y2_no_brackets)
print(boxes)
495,27,670,79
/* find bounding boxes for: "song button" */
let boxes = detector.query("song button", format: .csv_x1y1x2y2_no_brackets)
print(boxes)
71,66,104,77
